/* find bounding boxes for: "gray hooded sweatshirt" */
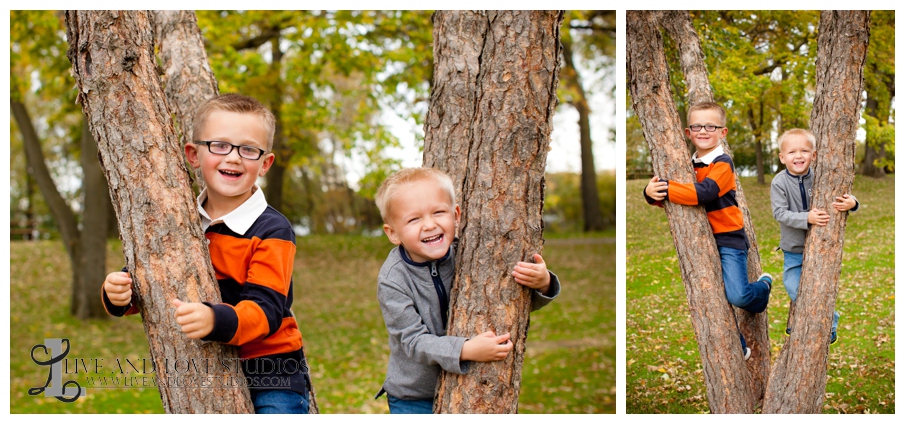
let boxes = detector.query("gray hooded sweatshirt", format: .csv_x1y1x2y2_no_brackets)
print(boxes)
376,240,561,400
771,168,858,253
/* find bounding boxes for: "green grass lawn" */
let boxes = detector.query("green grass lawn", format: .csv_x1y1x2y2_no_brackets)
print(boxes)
626,175,895,413
9,231,615,413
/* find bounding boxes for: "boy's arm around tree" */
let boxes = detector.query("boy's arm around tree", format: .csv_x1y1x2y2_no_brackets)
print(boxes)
643,156,736,208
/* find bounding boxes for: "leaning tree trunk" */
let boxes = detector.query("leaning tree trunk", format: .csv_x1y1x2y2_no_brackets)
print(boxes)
65,10,254,413
424,10,563,413
628,10,755,413
763,11,869,414
658,9,772,405
153,10,219,192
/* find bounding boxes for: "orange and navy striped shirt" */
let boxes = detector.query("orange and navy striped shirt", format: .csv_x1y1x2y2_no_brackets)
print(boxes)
103,186,307,394
644,146,749,250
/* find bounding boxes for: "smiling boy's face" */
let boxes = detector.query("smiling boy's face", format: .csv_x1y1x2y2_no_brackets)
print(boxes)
382,178,460,263
779,133,814,176
685,108,727,157
185,110,274,211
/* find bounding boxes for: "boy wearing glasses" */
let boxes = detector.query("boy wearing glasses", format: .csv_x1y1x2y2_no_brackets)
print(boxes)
102,94,310,413
643,101,772,360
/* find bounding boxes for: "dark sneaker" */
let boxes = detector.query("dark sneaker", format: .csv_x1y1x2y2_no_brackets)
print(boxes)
758,273,773,291
830,330,838,345
743,347,751,360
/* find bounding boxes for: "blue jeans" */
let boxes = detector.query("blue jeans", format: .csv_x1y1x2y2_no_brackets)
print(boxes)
720,246,771,313
387,395,433,414
783,251,840,331
251,389,309,414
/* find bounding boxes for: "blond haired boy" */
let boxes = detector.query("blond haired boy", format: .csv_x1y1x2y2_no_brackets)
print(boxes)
770,128,858,344
373,167,561,413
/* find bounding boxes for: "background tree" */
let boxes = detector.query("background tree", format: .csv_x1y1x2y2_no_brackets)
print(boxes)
424,10,563,413
65,10,253,413
763,11,870,413
860,10,895,178
559,10,616,232
10,10,113,319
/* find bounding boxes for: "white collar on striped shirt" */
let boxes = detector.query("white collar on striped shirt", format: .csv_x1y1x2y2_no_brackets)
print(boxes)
197,185,268,235
692,145,725,165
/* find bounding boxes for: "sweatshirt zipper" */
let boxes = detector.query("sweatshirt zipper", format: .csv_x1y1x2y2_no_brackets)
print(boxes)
430,261,450,330
797,173,808,210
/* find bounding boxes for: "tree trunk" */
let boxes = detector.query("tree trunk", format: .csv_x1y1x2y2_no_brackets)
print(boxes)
561,37,605,232
73,123,112,319
153,10,219,191
12,99,80,263
12,100,89,316
65,10,253,413
860,90,886,178
660,10,773,404
763,11,869,413
264,37,288,212
628,11,756,413
425,10,562,413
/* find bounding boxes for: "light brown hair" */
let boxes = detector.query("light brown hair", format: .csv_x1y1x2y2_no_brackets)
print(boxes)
687,101,727,126
375,168,456,222
777,128,816,152
193,94,276,150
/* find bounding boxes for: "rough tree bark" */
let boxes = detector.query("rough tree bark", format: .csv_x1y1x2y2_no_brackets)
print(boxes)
12,101,111,319
153,10,219,192
627,10,756,413
424,10,563,413
763,11,870,414
658,9,773,405
65,10,254,413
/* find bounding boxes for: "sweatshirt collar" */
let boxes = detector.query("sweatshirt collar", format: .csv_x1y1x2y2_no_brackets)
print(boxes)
692,145,724,165
197,185,268,235
399,244,454,267
785,167,812,180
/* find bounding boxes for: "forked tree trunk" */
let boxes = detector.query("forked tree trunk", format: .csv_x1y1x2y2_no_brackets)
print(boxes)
424,10,563,413
763,11,869,414
65,10,254,414
658,10,772,405
627,10,756,413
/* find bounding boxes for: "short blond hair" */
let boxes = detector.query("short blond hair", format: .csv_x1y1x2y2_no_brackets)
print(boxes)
687,101,727,126
375,168,456,222
777,128,816,152
193,94,276,150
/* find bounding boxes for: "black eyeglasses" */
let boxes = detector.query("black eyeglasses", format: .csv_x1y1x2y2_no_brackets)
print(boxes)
688,124,725,132
193,141,268,160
